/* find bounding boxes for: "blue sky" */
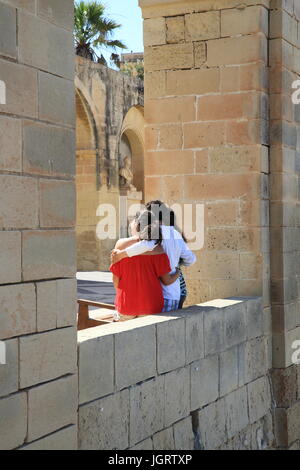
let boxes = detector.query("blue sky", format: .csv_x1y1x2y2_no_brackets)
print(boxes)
103,0,144,61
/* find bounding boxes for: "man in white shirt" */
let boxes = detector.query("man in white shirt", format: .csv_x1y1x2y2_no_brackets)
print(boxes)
111,201,196,311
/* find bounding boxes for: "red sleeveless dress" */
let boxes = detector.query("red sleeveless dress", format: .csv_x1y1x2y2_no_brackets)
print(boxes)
110,253,171,315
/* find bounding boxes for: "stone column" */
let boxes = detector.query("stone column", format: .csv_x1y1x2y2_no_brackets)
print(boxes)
269,0,300,449
140,0,270,307
0,0,78,449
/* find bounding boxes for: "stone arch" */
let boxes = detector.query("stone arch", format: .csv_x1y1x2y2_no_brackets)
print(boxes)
76,89,95,151
120,105,145,195
75,81,101,271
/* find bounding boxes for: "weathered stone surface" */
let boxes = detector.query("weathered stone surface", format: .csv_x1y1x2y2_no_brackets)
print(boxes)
22,425,77,450
22,230,76,281
0,175,38,229
157,318,185,373
129,438,153,450
207,35,267,67
220,346,239,396
221,5,268,37
144,17,166,46
225,387,249,439
194,41,207,67
78,333,114,404
39,179,76,227
20,327,77,388
166,68,220,96
146,97,195,123
115,325,156,390
224,302,247,348
0,2,16,59
37,0,74,30
144,43,194,71
191,355,219,410
144,70,166,99
185,312,204,364
198,398,227,449
18,11,74,79
0,393,27,450
223,425,252,450
79,390,129,450
247,376,271,424
164,367,190,427
56,278,77,327
0,116,22,172
1,0,35,11
140,0,270,18
203,308,225,355
0,231,21,284
186,11,220,41
153,427,174,450
166,16,184,44
28,375,78,441
173,417,194,451
0,339,18,397
251,411,274,450
39,72,75,127
0,283,36,340
130,376,164,446
271,366,298,408
238,337,267,385
145,150,194,176
0,59,37,117
23,120,75,176
289,440,300,450
245,297,263,339
36,281,57,331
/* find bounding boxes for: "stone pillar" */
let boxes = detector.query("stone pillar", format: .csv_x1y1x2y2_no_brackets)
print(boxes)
269,0,300,449
140,0,300,450
0,0,78,449
141,0,269,307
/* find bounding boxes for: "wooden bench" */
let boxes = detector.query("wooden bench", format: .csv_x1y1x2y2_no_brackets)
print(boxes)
77,299,116,330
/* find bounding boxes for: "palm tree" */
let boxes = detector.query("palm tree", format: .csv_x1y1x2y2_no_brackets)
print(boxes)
74,1,127,62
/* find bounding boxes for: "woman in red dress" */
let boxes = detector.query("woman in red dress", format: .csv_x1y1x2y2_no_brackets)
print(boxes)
110,210,179,321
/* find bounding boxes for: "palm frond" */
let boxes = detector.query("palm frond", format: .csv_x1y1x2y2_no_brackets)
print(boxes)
74,1,127,62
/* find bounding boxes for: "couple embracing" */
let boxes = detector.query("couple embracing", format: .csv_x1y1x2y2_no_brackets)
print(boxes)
110,200,196,321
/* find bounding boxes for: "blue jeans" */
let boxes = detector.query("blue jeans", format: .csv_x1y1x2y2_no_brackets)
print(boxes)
162,299,180,312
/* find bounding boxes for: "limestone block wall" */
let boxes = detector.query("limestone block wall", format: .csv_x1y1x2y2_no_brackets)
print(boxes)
77,298,275,450
0,0,78,450
141,0,270,307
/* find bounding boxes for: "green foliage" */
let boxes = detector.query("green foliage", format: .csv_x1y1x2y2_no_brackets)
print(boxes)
74,1,126,62
121,61,144,81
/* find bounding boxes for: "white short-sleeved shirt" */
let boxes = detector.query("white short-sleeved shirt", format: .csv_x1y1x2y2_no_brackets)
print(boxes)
125,225,196,301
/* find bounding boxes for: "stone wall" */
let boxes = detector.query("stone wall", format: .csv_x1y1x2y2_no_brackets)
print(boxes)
0,0,78,450
75,57,144,271
142,0,270,307
140,0,300,449
269,0,300,448
77,297,275,450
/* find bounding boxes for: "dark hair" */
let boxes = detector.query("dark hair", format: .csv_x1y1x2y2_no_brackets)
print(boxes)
134,210,162,245
145,200,187,242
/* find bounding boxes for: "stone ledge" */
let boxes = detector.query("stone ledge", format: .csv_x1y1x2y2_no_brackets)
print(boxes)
77,297,259,342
